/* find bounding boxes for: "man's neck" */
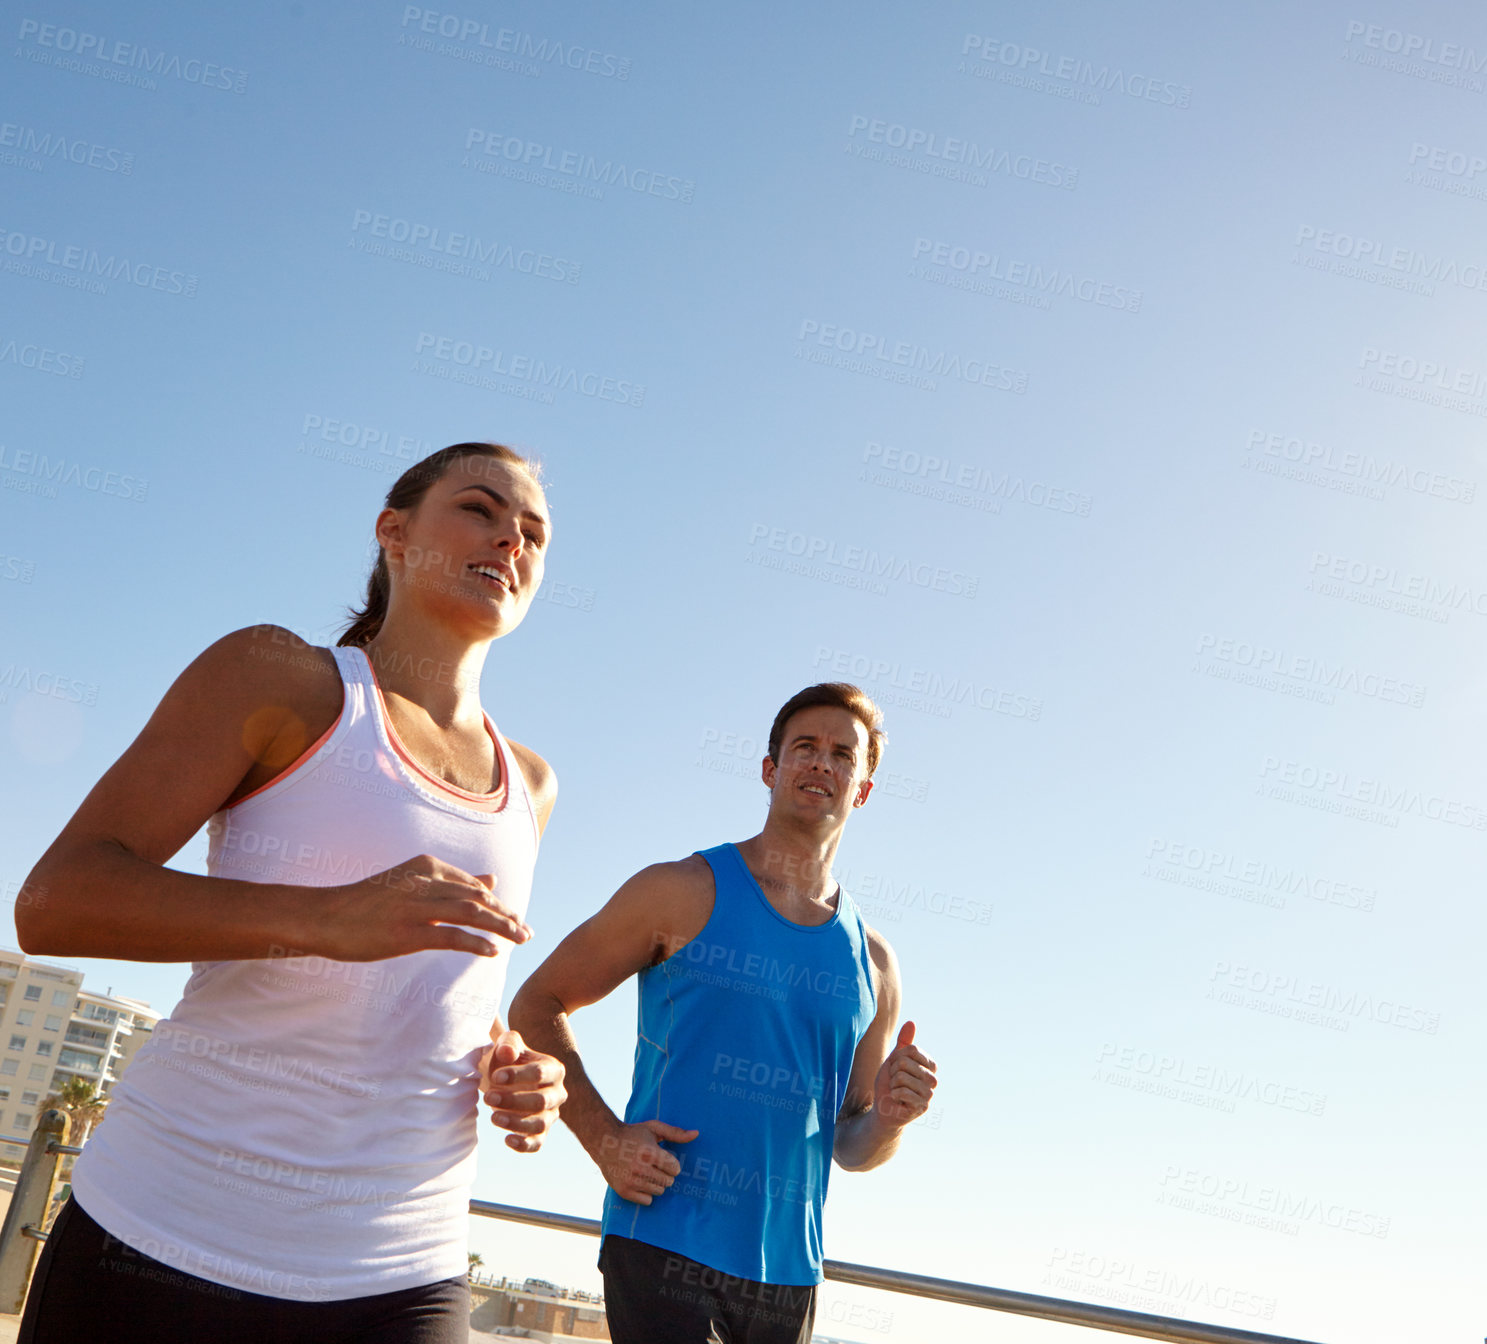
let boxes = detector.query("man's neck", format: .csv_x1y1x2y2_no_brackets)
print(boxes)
735,823,845,919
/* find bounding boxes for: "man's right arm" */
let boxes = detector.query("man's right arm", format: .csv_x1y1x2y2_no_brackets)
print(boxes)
509,857,711,1204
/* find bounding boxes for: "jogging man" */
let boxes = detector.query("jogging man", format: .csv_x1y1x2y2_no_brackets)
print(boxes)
510,682,937,1344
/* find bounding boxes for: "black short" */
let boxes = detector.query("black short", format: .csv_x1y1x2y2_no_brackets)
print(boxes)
19,1196,470,1344
599,1234,816,1344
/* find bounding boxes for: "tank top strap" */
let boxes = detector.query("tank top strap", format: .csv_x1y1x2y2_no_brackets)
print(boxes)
331,643,375,694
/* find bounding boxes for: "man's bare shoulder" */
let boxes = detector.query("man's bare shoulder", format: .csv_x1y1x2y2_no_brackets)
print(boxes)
624,852,715,904
858,921,901,991
607,854,715,963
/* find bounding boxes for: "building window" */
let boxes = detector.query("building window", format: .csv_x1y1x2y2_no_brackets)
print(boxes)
0,1062,16,1077
14,1114,30,1131
0,1088,10,1101
35,1042,52,1058
44,1016,61,1032
52,991,69,1006
23,987,41,1002
27,1065,45,1081
9,1037,25,1052
15,1012,33,1027
20,1091,37,1106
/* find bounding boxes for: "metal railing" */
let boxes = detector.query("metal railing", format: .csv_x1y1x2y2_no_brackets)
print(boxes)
0,1112,78,1311
469,1199,1326,1344
0,1125,1326,1343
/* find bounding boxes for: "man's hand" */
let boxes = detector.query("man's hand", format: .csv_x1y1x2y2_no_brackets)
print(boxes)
480,1028,567,1153
871,1021,937,1126
595,1119,699,1205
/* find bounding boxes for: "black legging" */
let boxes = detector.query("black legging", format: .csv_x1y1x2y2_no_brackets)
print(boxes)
19,1197,470,1344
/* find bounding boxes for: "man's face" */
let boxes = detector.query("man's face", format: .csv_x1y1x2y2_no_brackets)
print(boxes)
763,705,873,823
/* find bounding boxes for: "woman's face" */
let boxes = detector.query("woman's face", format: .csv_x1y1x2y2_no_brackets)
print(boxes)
380,453,551,640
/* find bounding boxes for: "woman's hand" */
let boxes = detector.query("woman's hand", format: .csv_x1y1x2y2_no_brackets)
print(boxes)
479,1029,567,1153
310,855,533,961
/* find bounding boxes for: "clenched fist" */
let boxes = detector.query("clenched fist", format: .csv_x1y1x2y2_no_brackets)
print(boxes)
480,1028,566,1153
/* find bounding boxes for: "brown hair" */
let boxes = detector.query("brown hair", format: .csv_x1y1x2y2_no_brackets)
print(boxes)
337,442,542,648
767,683,886,778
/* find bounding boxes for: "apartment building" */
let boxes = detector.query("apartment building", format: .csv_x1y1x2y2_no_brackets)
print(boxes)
0,948,158,1136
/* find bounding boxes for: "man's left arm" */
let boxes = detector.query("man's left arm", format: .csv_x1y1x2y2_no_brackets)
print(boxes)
833,929,938,1172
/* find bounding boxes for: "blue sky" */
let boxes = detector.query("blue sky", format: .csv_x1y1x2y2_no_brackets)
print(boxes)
3,3,1484,1339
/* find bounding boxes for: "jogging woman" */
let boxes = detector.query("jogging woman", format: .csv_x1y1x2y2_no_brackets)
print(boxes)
15,442,566,1343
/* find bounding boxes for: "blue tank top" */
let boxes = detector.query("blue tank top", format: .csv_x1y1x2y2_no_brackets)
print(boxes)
600,842,878,1285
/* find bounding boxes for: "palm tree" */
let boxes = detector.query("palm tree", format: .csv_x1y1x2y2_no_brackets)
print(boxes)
467,1252,484,1280
41,1078,108,1147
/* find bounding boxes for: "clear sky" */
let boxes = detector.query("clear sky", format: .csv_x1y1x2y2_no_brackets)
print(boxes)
3,3,1482,1340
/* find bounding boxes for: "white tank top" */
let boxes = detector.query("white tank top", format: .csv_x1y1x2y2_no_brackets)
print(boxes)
71,644,540,1302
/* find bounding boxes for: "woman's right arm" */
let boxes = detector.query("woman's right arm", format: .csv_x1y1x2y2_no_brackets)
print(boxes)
17,625,530,963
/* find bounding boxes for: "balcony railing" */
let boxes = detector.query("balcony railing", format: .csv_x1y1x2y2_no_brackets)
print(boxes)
466,1200,1327,1344
0,1129,1330,1344
62,1027,109,1050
